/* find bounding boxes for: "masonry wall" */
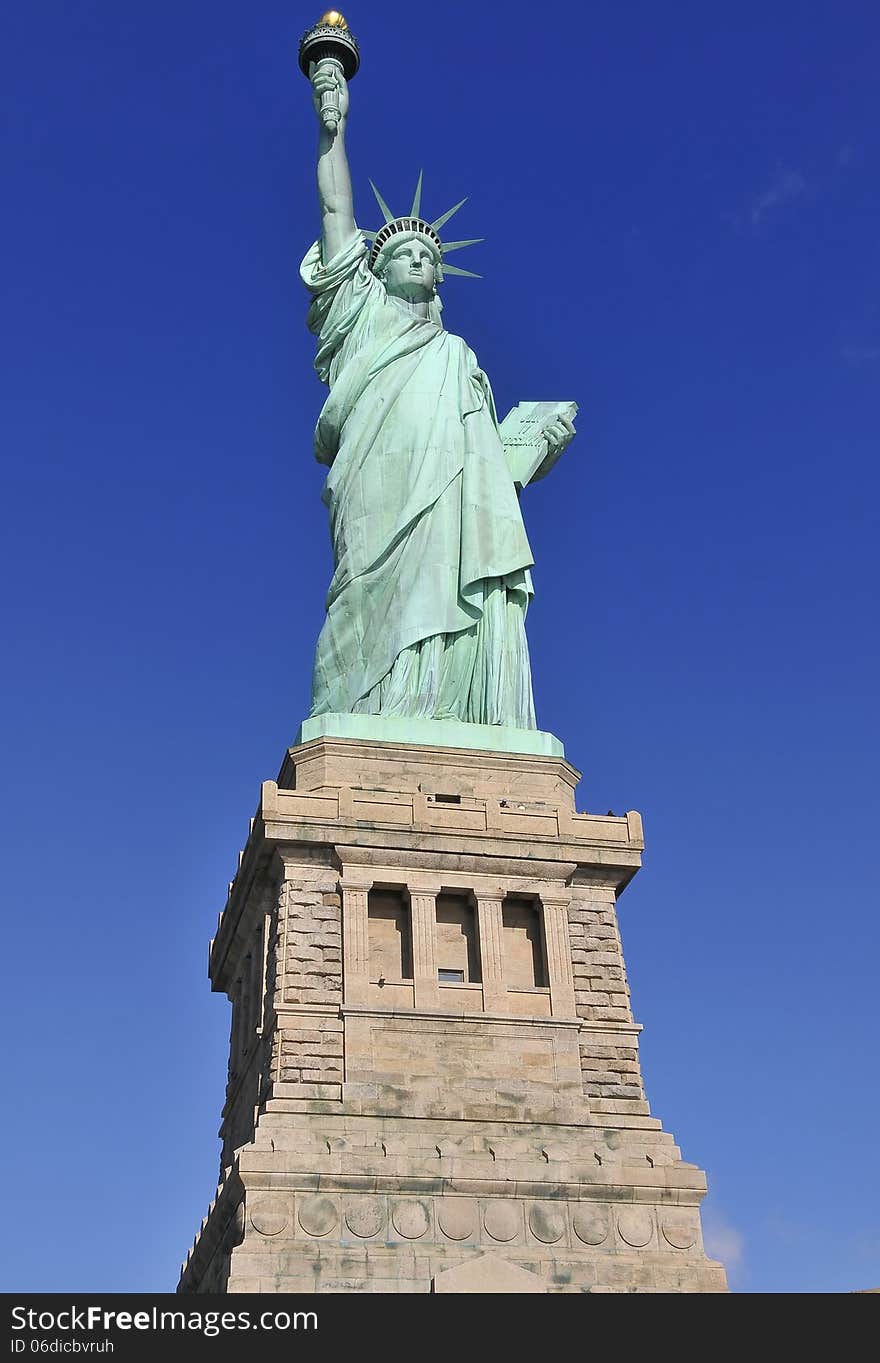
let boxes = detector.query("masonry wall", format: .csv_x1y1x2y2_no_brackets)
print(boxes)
180,739,726,1293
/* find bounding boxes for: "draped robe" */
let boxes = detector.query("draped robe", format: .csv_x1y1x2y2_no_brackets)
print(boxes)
301,233,537,728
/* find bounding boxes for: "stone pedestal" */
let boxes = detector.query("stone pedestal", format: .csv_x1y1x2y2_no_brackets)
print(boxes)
178,737,727,1293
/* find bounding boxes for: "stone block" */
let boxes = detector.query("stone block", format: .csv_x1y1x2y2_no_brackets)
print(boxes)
434,1254,547,1293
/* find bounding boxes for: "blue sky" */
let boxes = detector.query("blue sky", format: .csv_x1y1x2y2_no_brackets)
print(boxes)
1,1,878,1294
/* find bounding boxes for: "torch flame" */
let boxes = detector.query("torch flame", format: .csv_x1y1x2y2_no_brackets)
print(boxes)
319,10,348,27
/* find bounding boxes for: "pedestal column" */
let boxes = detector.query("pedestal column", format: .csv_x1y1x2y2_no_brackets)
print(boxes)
341,877,372,1005
541,894,577,1018
410,884,441,1009
476,894,506,1013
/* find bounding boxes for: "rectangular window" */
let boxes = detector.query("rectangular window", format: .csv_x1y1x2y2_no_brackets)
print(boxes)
368,888,412,980
502,898,546,988
435,892,481,983
438,968,465,983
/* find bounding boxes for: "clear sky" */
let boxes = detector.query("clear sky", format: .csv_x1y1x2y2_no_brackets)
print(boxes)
2,1,878,1295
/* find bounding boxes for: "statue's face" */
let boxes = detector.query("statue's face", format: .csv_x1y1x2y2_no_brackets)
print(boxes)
381,237,438,301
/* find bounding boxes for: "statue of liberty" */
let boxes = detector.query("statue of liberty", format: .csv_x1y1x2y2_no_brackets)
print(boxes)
300,20,575,732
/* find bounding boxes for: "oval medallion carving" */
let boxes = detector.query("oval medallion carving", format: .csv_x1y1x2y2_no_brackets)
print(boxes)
573,1206,610,1246
528,1203,566,1244
249,1201,288,1237
344,1198,384,1239
391,1199,429,1239
618,1209,653,1248
661,1215,698,1250
297,1195,338,1238
437,1198,476,1242
483,1200,520,1242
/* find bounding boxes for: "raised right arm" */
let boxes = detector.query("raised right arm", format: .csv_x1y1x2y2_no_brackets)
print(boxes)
310,63,358,263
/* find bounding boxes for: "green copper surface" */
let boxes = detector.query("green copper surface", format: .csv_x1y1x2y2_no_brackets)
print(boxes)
302,57,577,750
296,712,565,758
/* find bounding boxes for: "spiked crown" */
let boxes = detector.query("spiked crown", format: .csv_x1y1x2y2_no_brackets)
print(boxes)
363,172,483,279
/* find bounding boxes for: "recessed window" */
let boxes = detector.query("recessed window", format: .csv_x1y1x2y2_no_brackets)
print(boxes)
436,892,481,983
438,968,465,983
502,898,546,988
368,888,412,980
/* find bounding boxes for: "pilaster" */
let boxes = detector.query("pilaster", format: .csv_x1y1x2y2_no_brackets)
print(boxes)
409,883,441,1010
541,894,577,1018
340,877,371,1005
476,894,506,1013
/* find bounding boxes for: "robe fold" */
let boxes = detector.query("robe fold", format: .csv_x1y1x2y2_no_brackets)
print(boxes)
301,233,536,728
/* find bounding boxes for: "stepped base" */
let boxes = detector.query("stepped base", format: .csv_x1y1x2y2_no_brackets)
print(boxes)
178,736,727,1293
296,711,564,758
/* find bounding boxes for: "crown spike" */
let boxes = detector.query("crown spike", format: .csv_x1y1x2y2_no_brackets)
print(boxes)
440,238,484,254
410,170,424,218
441,262,481,278
369,180,395,225
431,197,468,233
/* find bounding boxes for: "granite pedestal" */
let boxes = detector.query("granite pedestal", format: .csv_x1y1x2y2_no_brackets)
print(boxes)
178,734,727,1293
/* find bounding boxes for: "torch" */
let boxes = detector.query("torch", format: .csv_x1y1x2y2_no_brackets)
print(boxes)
298,11,361,133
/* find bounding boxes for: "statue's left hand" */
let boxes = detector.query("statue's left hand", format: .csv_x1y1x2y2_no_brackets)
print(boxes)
542,413,576,457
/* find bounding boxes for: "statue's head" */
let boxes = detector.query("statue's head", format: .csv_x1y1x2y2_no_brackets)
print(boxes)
364,175,482,301
372,229,443,302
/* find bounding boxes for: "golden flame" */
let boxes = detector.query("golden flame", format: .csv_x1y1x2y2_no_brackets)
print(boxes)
319,10,348,27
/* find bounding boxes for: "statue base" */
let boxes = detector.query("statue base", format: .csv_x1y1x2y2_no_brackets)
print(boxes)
178,735,727,1293
296,711,565,758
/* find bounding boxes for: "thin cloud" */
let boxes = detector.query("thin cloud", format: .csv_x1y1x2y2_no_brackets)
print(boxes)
703,1209,746,1284
837,143,865,170
751,168,805,224
842,345,880,365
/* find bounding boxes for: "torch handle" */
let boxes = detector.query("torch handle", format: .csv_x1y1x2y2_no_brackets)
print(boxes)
315,56,344,131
